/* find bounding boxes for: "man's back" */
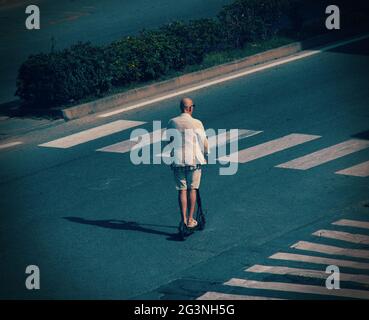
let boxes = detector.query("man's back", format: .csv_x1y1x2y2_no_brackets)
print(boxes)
167,113,208,166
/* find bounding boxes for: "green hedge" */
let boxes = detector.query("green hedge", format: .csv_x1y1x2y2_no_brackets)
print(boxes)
218,0,288,48
16,0,292,109
16,43,112,107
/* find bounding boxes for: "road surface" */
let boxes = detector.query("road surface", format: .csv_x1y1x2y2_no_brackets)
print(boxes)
0,35,369,300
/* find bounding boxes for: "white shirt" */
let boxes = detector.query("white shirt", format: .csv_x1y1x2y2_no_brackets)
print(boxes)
167,113,209,166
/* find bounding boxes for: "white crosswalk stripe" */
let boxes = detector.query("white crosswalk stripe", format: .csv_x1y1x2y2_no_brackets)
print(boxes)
39,120,145,148
197,291,283,300
207,129,262,148
224,278,369,299
270,252,369,270
97,128,164,154
335,160,369,177
219,133,320,163
313,229,369,245
276,139,369,170
246,264,369,285
333,219,369,230
291,241,369,259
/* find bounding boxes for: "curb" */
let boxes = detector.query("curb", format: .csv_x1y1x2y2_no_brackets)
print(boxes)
61,30,362,121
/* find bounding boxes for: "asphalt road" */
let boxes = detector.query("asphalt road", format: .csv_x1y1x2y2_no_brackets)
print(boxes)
0,36,369,300
0,0,232,104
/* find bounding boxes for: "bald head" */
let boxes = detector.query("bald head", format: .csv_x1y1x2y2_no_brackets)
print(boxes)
180,97,194,114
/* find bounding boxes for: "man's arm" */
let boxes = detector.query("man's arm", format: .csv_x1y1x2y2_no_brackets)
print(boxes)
165,120,176,159
198,121,209,158
164,120,174,146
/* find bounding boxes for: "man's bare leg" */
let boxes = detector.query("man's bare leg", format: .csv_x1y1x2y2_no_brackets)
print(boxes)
188,189,197,222
178,190,188,224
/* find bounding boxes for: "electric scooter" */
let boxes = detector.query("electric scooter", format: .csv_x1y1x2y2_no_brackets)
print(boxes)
178,189,206,241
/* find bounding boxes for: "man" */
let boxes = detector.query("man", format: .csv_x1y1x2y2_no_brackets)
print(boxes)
166,97,209,229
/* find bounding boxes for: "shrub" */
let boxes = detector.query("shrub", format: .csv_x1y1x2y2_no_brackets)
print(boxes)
107,30,181,86
160,19,223,66
218,0,289,48
16,42,112,108
159,21,203,67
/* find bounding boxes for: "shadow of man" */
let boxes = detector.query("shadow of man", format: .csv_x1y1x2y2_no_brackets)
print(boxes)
63,217,182,241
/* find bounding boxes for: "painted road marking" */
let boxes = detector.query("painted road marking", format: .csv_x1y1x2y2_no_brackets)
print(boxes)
224,278,369,299
333,219,369,230
336,160,369,177
97,128,164,154
270,252,369,270
219,133,320,163
197,291,283,300
97,34,369,118
159,129,262,158
0,141,23,150
313,230,369,245
276,139,369,170
246,264,369,285
207,129,262,148
39,120,145,148
291,241,369,259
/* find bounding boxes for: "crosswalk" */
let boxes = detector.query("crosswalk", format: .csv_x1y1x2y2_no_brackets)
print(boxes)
97,128,164,154
312,230,369,245
276,139,369,170
223,278,369,299
333,219,369,229
197,217,369,300
246,265,369,285
39,120,145,148
270,252,369,270
291,241,369,259
159,129,263,158
218,133,321,163
37,118,369,177
335,160,369,177
198,291,284,300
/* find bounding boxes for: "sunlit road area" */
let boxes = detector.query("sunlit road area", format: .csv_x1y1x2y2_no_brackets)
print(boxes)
0,36,369,299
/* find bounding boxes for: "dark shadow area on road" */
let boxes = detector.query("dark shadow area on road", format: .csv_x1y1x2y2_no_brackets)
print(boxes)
352,130,369,140
0,99,62,119
63,217,183,241
139,278,219,300
326,36,369,57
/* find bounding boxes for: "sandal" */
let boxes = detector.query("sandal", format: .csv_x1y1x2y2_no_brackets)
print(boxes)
187,218,198,228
